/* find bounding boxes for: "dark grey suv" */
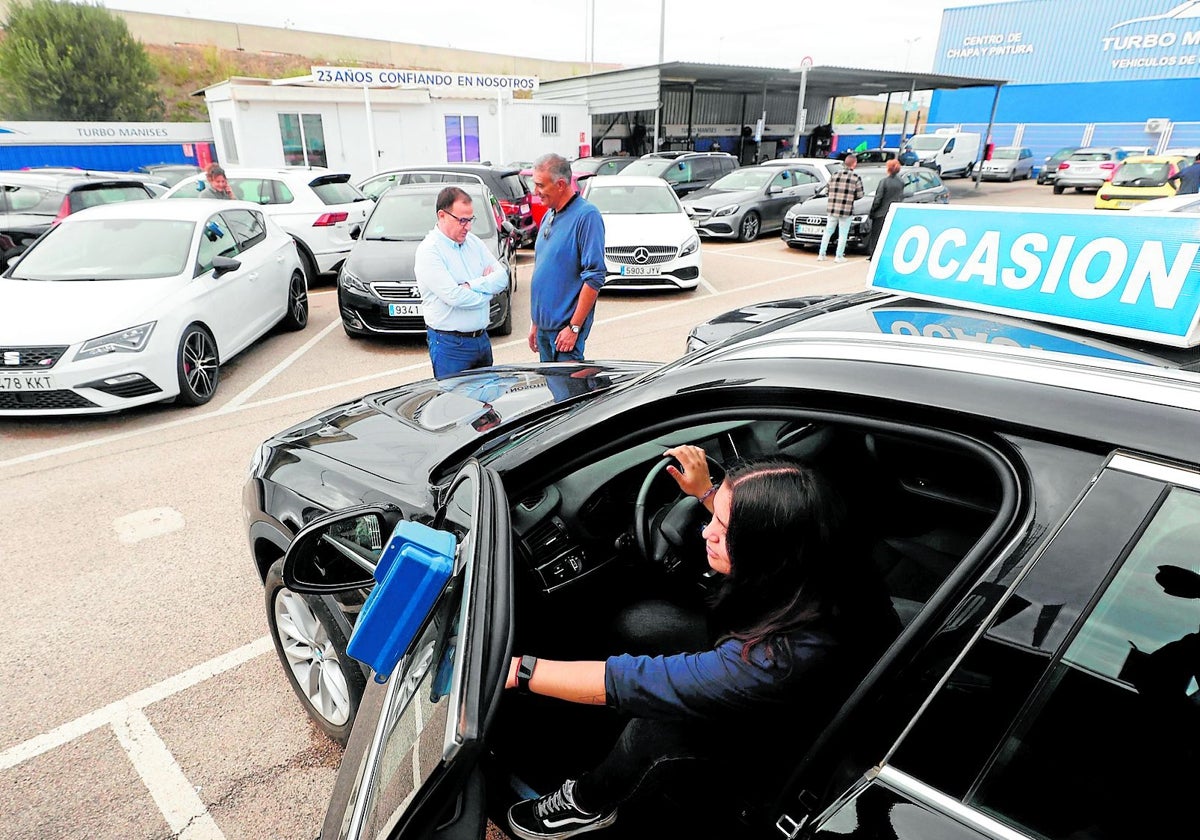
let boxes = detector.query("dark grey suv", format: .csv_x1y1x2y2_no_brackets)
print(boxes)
616,151,740,197
357,163,536,246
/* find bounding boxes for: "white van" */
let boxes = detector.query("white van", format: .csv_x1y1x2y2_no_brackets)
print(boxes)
903,129,981,178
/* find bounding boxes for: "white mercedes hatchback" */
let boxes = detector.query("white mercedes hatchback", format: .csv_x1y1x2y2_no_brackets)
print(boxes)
581,175,702,292
0,199,306,416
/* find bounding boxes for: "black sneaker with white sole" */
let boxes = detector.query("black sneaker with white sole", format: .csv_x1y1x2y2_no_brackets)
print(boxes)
507,779,618,840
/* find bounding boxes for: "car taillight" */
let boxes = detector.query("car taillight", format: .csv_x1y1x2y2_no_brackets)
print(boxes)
52,195,71,225
1058,162,1070,170
498,200,519,217
1100,162,1118,180
313,212,348,226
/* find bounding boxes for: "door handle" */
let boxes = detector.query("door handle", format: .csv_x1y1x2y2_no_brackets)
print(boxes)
276,255,285,263
247,272,259,281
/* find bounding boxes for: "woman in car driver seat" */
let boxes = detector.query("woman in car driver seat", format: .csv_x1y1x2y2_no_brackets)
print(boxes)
505,446,876,839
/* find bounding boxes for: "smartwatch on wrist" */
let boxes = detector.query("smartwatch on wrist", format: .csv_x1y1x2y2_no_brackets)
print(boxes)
517,655,537,694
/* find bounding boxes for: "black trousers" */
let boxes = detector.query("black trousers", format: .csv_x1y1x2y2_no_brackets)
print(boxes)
867,214,887,257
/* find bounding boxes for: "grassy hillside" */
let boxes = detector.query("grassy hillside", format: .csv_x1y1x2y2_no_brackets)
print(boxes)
146,43,321,121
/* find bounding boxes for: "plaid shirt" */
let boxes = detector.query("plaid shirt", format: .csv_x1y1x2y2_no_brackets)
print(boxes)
825,169,864,217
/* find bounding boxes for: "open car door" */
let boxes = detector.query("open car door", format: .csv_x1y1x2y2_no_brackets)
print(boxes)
281,460,512,840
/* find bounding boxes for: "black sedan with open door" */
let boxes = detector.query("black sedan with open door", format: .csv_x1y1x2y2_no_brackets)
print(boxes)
245,207,1200,839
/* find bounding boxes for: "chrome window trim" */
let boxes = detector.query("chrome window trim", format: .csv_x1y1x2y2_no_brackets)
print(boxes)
875,765,1033,840
1108,452,1200,489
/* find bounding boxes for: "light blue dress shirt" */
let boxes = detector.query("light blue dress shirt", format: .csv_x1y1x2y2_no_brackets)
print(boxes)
414,227,509,332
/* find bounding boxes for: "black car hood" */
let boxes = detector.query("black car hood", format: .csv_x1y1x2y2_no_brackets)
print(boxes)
345,239,421,282
260,362,655,491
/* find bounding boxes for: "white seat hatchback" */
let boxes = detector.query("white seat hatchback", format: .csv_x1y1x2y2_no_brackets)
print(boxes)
0,199,306,415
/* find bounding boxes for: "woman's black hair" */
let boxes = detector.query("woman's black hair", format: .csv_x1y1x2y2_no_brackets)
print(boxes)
709,457,847,663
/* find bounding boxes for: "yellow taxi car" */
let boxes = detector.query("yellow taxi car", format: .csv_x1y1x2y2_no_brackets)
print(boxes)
1094,154,1186,209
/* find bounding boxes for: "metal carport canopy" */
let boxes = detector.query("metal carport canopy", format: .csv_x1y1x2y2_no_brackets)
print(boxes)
536,61,1007,111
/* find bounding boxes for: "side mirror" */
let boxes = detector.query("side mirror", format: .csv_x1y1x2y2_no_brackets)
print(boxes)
500,219,517,237
767,185,782,195
211,255,241,277
350,226,361,241
282,505,402,593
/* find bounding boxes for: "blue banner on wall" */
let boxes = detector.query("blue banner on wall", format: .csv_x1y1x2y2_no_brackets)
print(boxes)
867,204,1200,347
935,0,1200,84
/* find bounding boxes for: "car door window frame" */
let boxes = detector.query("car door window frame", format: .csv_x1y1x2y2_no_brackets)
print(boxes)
195,213,241,276
818,453,1200,840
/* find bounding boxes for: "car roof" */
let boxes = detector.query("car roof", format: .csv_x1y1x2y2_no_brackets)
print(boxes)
62,197,265,223
0,170,152,189
189,167,351,182
1070,147,1121,155
380,163,520,175
380,181,494,200
1121,154,1184,164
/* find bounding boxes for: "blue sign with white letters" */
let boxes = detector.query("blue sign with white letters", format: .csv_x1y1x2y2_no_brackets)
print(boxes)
867,205,1200,347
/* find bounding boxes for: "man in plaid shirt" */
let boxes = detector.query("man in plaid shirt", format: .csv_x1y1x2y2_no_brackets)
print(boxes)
817,154,864,263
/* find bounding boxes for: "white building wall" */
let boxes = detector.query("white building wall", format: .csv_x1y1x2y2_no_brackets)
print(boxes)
205,81,588,182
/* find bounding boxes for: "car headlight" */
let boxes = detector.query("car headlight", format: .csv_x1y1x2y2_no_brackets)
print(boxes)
74,322,156,361
339,267,370,293
679,235,700,257
711,204,739,217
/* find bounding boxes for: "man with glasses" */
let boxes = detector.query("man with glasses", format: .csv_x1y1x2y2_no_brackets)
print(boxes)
528,153,606,362
414,187,509,378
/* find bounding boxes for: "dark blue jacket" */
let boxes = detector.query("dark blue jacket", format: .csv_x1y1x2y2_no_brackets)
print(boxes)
604,626,839,723
1171,161,1200,196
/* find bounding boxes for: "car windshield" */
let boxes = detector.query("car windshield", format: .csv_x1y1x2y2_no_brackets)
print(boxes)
856,150,894,164
908,136,948,151
708,169,777,190
992,149,1020,159
586,183,680,214
366,190,496,240
1112,162,1172,186
856,169,888,195
10,218,195,280
615,158,673,177
572,159,607,175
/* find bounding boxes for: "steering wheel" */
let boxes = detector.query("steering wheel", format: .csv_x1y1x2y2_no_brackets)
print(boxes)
633,454,724,570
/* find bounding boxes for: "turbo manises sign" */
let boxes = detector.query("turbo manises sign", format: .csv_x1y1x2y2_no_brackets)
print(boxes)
867,204,1200,347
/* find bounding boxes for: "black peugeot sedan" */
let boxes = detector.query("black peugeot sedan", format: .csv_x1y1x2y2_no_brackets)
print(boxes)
245,206,1200,838
336,182,517,338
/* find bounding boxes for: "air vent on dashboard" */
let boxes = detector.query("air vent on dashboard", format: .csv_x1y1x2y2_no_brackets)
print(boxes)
524,516,570,565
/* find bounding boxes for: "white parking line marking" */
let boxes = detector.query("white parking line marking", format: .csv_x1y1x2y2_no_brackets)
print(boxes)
112,710,226,839
0,637,272,771
220,317,341,411
699,276,718,295
0,266,836,471
113,507,186,544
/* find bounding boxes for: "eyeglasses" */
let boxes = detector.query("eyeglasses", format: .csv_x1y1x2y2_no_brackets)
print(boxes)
444,211,475,227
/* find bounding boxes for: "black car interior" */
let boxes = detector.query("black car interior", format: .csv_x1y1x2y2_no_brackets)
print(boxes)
482,412,1009,833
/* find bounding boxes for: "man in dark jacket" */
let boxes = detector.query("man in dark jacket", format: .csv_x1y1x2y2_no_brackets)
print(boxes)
1168,153,1200,196
866,159,905,261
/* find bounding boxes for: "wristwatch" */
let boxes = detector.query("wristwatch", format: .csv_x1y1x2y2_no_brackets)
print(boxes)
568,324,581,334
517,655,537,694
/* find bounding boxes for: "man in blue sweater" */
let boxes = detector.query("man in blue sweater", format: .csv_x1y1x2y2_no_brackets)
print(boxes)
528,153,606,362
1169,152,1200,196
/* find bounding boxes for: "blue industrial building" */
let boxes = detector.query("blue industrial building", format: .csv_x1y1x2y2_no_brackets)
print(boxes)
928,0,1200,160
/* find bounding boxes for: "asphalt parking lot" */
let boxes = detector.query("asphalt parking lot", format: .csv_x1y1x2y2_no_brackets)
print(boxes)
0,178,1100,839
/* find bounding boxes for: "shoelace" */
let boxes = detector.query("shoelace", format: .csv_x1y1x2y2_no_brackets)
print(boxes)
534,784,575,819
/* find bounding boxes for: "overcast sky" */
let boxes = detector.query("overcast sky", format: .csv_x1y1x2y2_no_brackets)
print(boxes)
98,0,1012,74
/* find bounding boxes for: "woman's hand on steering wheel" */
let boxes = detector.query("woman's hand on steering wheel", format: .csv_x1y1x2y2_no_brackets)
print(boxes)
663,445,715,500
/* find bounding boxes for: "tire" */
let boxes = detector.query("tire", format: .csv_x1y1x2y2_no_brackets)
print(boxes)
279,270,308,331
786,242,803,250
1053,184,1065,195
174,324,219,406
1075,187,1084,194
737,212,761,242
490,292,514,336
265,558,365,744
